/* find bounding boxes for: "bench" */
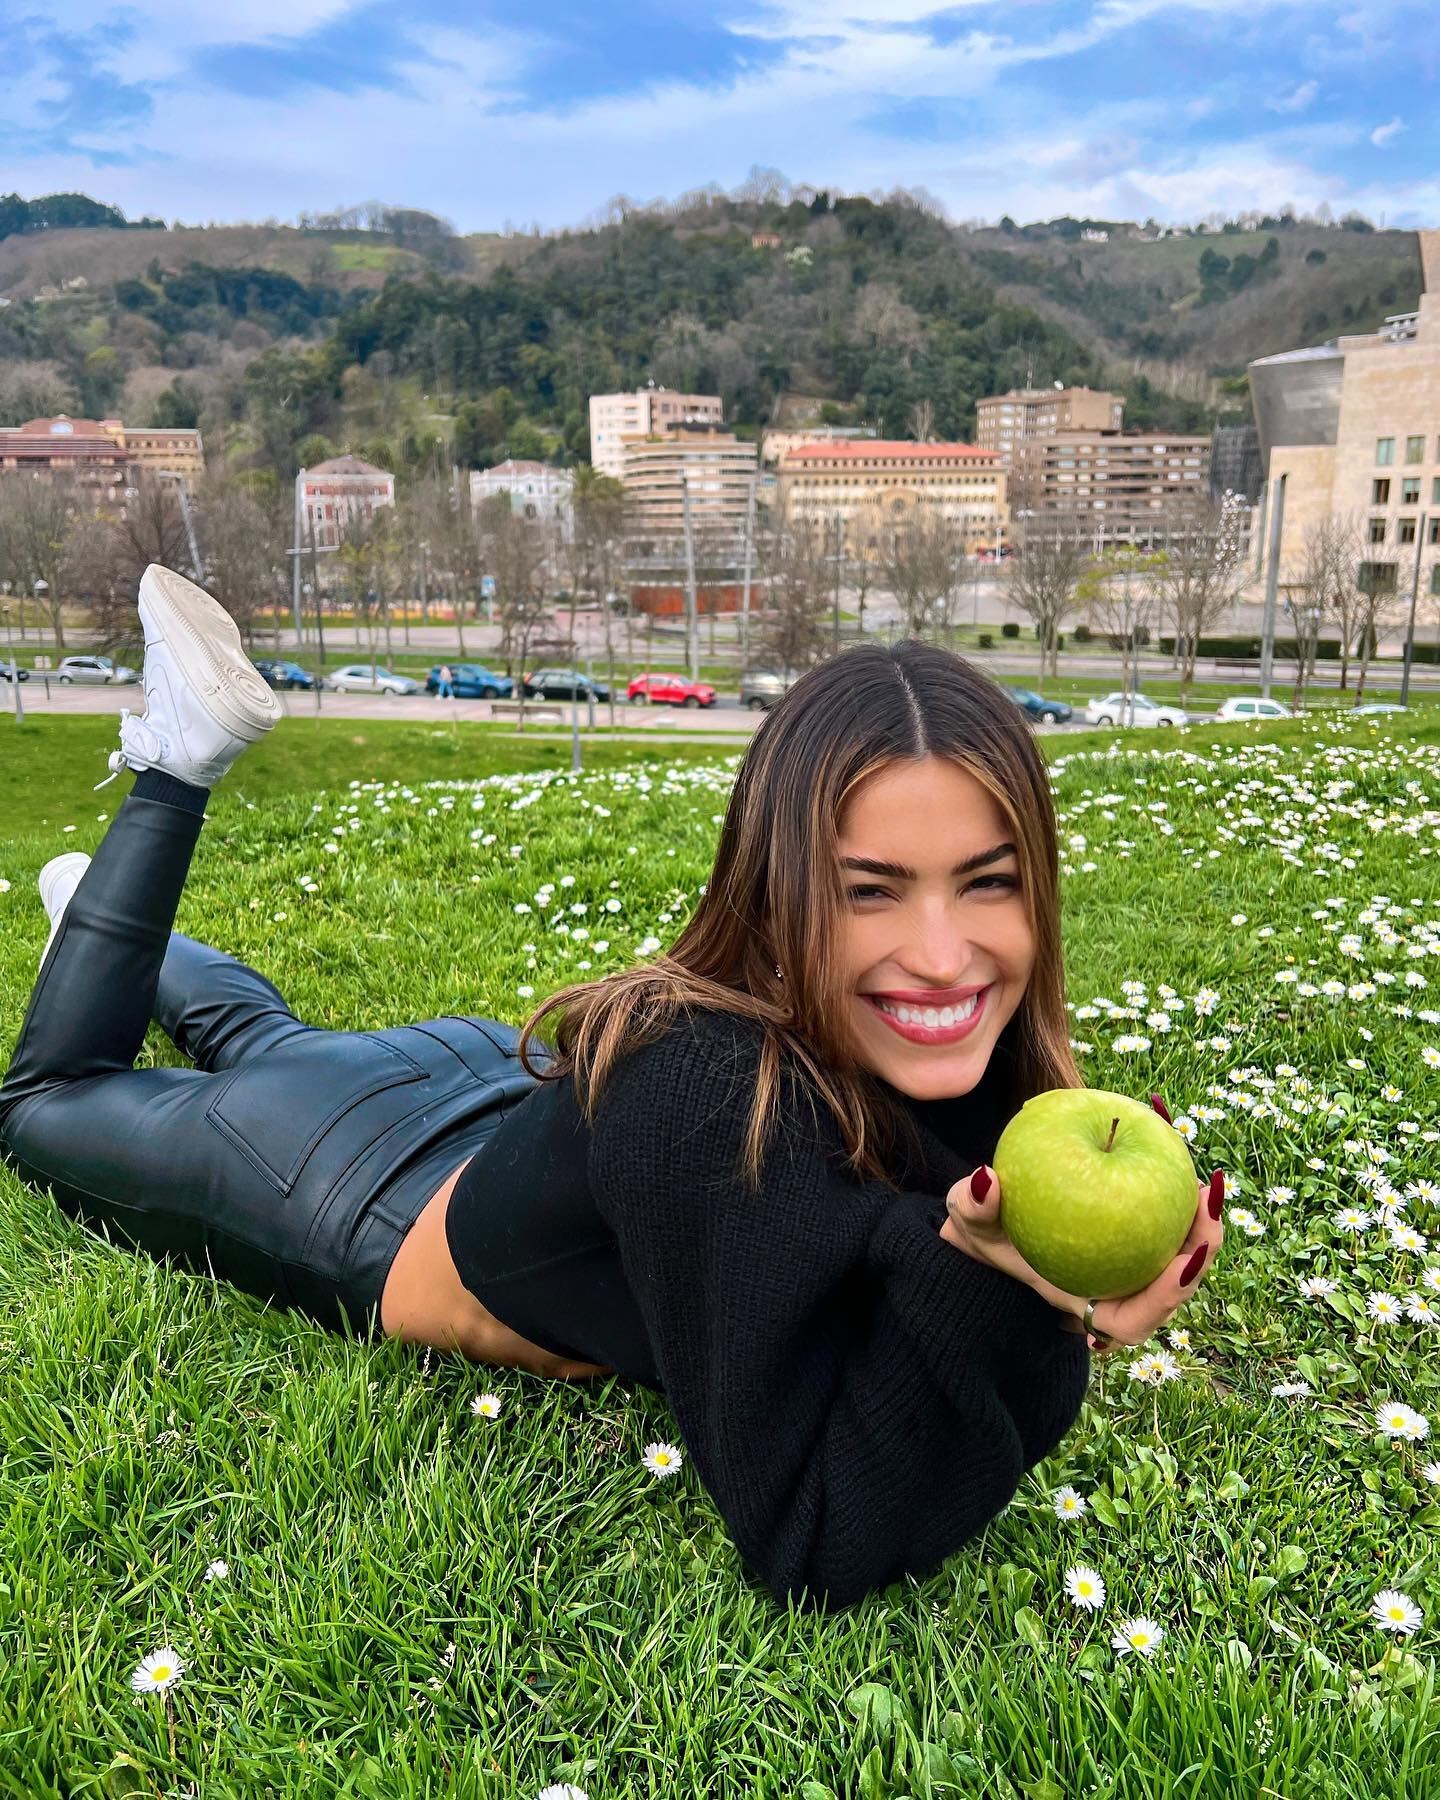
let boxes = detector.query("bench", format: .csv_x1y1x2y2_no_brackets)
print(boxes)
488,699,567,722
1213,658,1260,673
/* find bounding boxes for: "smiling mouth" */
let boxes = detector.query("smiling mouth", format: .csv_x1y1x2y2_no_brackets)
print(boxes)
860,986,992,1044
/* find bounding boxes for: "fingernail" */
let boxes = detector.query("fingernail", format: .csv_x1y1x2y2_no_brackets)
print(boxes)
1149,1093,1172,1124
1180,1243,1209,1286
971,1165,992,1204
1207,1170,1224,1220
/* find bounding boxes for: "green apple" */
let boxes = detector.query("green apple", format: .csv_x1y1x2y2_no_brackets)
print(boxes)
992,1088,1198,1299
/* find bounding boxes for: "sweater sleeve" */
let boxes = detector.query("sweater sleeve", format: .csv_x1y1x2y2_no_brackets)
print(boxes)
587,1013,1090,1611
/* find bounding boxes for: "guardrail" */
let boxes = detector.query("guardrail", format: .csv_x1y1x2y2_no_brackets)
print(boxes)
487,699,568,722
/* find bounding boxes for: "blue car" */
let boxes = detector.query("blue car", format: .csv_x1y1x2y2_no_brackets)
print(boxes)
426,662,514,699
1004,685,1073,724
252,658,318,691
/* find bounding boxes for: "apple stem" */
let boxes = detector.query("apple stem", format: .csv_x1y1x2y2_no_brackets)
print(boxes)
1103,1116,1119,1153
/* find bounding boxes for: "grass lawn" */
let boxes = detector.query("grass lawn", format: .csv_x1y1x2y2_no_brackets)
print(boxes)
2,711,1439,1797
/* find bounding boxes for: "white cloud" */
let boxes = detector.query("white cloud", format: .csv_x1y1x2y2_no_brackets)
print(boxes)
1370,116,1404,147
1267,79,1318,112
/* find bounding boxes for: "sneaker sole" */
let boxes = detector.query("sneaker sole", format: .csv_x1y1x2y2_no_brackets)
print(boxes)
39,851,92,921
138,564,282,743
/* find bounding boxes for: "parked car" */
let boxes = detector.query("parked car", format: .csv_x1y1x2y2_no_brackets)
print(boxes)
520,667,611,702
739,668,796,711
1083,691,1188,728
627,672,717,708
974,545,1016,562
1215,696,1294,722
252,658,318,691
426,662,514,699
324,664,419,697
1004,686,1072,724
56,654,139,685
1352,702,1408,716
0,659,29,683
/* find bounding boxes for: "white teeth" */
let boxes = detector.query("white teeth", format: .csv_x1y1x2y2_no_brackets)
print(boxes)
873,992,982,1028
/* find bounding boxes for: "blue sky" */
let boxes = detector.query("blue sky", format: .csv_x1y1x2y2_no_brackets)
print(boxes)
2,0,1436,231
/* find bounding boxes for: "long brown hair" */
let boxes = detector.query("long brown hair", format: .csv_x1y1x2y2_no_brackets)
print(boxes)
518,639,1081,1187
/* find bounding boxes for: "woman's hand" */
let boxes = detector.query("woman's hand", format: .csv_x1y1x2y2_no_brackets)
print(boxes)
940,1159,1226,1354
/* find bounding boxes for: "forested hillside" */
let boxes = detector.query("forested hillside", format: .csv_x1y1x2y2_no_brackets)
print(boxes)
0,187,1422,488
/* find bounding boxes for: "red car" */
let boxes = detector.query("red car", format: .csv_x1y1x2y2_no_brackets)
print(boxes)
626,673,717,708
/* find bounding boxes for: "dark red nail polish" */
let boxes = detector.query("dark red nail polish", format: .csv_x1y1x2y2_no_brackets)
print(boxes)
1208,1171,1224,1220
972,1165,992,1203
1149,1093,1172,1124
1180,1243,1209,1286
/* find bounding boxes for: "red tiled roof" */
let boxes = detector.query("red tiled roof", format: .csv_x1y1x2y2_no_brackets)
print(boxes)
781,440,997,463
306,454,391,476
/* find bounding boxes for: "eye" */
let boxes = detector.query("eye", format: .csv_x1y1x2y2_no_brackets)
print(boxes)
845,874,1019,902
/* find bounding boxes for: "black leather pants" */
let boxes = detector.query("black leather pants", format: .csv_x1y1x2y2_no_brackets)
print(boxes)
0,790,546,1338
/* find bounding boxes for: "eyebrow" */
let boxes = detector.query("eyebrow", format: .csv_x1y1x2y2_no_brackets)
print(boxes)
839,842,1018,881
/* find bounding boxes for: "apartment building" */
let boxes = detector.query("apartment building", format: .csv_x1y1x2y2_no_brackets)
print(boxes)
0,414,205,492
1014,432,1211,547
470,458,574,526
619,422,758,538
778,440,1008,555
298,455,395,549
760,425,877,467
975,387,1124,458
588,386,724,478
1249,228,1440,597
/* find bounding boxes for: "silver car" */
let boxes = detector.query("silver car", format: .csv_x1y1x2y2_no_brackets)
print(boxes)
57,654,139,685
739,668,797,711
324,664,419,697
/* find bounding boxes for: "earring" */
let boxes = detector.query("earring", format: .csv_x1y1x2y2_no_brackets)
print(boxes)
773,963,784,980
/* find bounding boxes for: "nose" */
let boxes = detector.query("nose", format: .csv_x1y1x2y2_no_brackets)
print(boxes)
897,902,975,988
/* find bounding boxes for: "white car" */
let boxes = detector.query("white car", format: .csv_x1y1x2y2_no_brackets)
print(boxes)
324,664,419,697
1215,696,1294,722
1083,691,1188,728
1352,702,1408,716
56,654,139,685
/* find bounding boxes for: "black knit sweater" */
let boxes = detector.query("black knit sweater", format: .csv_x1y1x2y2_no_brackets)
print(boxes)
583,1008,1091,1611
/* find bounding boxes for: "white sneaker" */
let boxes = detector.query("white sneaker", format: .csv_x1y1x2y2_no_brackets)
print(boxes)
39,851,91,962
96,564,282,791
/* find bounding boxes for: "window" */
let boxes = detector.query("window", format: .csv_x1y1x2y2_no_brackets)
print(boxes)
1402,478,1421,504
1399,518,1418,544
1359,561,1398,595
1376,437,1395,465
1369,518,1387,544
1406,435,1425,464
1432,476,1440,506
1430,518,1440,546
1372,478,1391,505
1432,566,1440,597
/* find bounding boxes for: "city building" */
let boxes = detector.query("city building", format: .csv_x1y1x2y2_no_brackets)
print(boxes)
751,231,782,250
1014,431,1212,547
470,459,574,526
619,422,758,539
760,425,876,467
1208,423,1264,505
1249,228,1440,594
975,387,1124,458
778,440,1008,555
588,386,724,478
0,414,205,493
298,454,395,549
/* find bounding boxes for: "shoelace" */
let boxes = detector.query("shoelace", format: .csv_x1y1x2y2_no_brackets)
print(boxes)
94,711,166,791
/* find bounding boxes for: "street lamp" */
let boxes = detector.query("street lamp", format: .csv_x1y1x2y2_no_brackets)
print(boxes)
3,605,22,723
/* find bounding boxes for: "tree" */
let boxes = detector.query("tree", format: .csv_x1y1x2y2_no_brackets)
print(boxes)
755,517,831,674
197,476,285,646
1150,492,1249,690
1004,520,1090,678
1287,521,1339,708
875,502,966,638
1075,546,1167,699
480,497,551,724
0,474,79,648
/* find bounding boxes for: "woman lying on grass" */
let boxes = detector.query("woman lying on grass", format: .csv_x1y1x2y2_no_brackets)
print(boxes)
0,566,1224,1611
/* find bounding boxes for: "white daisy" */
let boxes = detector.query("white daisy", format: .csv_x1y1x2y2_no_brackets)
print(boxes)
1371,1590,1423,1636
1171,1116,1198,1141
1421,1047,1440,1069
1298,1275,1338,1298
1266,1186,1296,1205
1111,1616,1164,1658
1064,1565,1107,1610
1391,1227,1428,1254
1053,1485,1087,1521
643,1441,684,1478
1271,1381,1313,1399
1166,1328,1192,1352
1127,1351,1182,1386
1335,1208,1373,1234
1423,1267,1440,1293
130,1647,185,1693
1404,1295,1437,1324
1367,1292,1404,1324
470,1392,502,1419
1375,1401,1430,1441
1420,1461,1440,1485
203,1560,229,1582
537,1786,590,1800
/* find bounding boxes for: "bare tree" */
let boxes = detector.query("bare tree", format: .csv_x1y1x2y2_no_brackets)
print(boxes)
1352,559,1401,701
195,477,285,646
876,502,966,639
907,397,936,443
1288,519,1343,707
1005,519,1091,678
480,497,550,725
0,474,79,647
755,516,831,673
1151,492,1250,691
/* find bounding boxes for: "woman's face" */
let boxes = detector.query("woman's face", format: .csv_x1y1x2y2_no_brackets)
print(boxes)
834,756,1036,1101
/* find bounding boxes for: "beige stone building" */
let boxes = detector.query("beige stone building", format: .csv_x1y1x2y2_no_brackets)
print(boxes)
588,386,724,478
760,425,876,467
1250,229,1440,598
0,414,205,492
619,422,758,538
1015,431,1212,548
298,454,395,549
778,440,1008,555
975,386,1124,458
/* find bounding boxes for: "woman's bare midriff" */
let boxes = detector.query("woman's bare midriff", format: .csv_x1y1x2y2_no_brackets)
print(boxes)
379,1157,614,1381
